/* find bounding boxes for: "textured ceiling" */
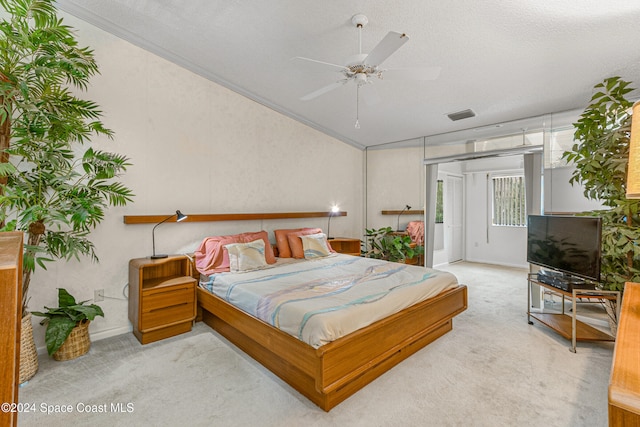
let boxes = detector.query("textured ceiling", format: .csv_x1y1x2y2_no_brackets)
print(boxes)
56,0,640,149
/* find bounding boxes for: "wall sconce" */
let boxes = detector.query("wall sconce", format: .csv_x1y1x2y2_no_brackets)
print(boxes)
327,205,340,240
627,101,640,198
397,204,411,231
151,210,188,259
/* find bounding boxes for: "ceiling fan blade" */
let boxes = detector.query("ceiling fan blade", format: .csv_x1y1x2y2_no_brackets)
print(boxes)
362,31,409,67
291,56,349,72
300,80,348,101
383,67,442,80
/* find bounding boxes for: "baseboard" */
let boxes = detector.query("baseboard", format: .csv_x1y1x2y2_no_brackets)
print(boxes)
91,325,132,341
36,325,132,355
463,258,528,270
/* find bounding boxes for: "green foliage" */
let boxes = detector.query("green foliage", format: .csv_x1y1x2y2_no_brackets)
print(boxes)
364,226,424,263
32,288,104,355
561,76,640,291
0,0,134,315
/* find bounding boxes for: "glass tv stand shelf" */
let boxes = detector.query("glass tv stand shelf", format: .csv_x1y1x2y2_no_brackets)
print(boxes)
527,273,620,353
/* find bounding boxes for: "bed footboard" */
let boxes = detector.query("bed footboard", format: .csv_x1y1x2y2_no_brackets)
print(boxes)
197,284,467,411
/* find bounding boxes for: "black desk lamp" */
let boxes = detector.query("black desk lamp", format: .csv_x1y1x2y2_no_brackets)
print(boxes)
397,205,411,231
151,210,188,259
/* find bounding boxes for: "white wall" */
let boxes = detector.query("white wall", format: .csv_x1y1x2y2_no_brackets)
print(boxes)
366,146,425,232
26,14,364,349
544,166,604,213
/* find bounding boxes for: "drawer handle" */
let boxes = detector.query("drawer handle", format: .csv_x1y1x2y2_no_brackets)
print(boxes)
148,301,189,312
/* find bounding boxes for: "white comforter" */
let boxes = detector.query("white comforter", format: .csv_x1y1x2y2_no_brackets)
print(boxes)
200,254,458,348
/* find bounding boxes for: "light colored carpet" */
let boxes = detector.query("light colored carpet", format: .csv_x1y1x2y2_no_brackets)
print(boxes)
18,262,613,426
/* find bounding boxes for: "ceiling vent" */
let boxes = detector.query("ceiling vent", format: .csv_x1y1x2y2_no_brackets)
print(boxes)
447,109,476,121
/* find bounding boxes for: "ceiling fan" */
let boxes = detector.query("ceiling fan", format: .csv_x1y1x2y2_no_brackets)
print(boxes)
294,14,441,129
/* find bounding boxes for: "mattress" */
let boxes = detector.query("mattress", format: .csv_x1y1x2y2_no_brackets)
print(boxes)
199,254,458,348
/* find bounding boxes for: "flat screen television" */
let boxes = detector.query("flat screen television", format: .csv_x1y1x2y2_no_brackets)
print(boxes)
527,215,602,282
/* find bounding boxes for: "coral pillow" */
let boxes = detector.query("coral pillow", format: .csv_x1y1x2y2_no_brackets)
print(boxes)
286,228,324,259
274,228,320,258
195,230,275,275
406,221,424,245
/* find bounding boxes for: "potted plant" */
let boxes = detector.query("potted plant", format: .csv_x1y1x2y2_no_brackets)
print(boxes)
0,0,133,380
562,76,640,329
364,226,424,263
32,288,104,360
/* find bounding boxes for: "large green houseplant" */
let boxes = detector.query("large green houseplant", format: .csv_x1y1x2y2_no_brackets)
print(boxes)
0,0,133,379
562,76,640,323
0,0,133,316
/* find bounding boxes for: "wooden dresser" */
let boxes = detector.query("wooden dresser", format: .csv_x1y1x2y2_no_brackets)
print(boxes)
0,232,23,427
609,282,640,426
129,256,197,344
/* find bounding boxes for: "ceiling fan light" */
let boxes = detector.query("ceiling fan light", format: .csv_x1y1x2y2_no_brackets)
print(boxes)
355,73,368,85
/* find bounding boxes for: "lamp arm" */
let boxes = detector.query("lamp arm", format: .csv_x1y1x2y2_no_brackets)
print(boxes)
397,205,411,232
152,214,175,257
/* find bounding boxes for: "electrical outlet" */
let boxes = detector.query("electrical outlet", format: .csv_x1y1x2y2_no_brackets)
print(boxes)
94,289,104,302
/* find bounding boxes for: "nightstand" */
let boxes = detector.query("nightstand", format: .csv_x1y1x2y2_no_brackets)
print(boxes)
128,255,197,344
328,238,361,256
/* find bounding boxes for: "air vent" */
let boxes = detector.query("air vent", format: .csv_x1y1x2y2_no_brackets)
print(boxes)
447,109,476,121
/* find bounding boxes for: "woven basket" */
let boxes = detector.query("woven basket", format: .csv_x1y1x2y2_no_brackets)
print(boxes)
19,313,39,383
53,320,91,361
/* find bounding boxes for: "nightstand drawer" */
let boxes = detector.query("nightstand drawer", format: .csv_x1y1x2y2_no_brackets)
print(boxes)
140,300,194,331
142,283,194,311
140,282,195,331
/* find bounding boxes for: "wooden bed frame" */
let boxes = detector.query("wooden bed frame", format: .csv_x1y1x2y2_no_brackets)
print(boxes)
196,283,467,411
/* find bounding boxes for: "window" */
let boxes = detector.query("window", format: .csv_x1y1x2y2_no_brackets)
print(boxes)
492,175,526,226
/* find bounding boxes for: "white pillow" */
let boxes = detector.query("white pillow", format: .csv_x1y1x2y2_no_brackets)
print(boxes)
300,233,331,259
224,239,268,272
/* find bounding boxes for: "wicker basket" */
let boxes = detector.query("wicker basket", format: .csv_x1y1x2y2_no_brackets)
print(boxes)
19,313,39,383
53,320,91,361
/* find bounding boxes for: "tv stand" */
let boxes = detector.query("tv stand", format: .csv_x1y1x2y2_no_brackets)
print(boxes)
527,273,620,352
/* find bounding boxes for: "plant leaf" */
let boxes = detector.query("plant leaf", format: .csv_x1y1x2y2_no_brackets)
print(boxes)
44,315,76,355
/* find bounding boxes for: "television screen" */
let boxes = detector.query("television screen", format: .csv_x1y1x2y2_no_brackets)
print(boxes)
527,215,602,282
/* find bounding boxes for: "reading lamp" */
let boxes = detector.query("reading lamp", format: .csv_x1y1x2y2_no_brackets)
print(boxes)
626,101,640,198
397,205,411,231
327,205,340,240
151,210,188,259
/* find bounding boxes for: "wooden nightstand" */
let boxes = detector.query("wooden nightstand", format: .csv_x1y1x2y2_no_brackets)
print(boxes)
328,238,361,256
129,255,197,344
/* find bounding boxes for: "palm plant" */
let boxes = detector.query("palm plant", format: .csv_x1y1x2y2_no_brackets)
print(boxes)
0,0,134,316
562,76,640,296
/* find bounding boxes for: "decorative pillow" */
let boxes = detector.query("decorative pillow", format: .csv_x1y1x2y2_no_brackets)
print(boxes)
225,239,268,272
194,230,275,275
287,228,324,259
300,233,331,259
406,221,424,245
274,228,321,258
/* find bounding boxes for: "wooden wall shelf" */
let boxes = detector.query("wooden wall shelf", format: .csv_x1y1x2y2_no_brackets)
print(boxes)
123,211,347,225
381,210,424,215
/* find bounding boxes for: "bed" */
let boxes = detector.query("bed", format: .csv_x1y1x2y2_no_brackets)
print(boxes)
194,229,467,411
